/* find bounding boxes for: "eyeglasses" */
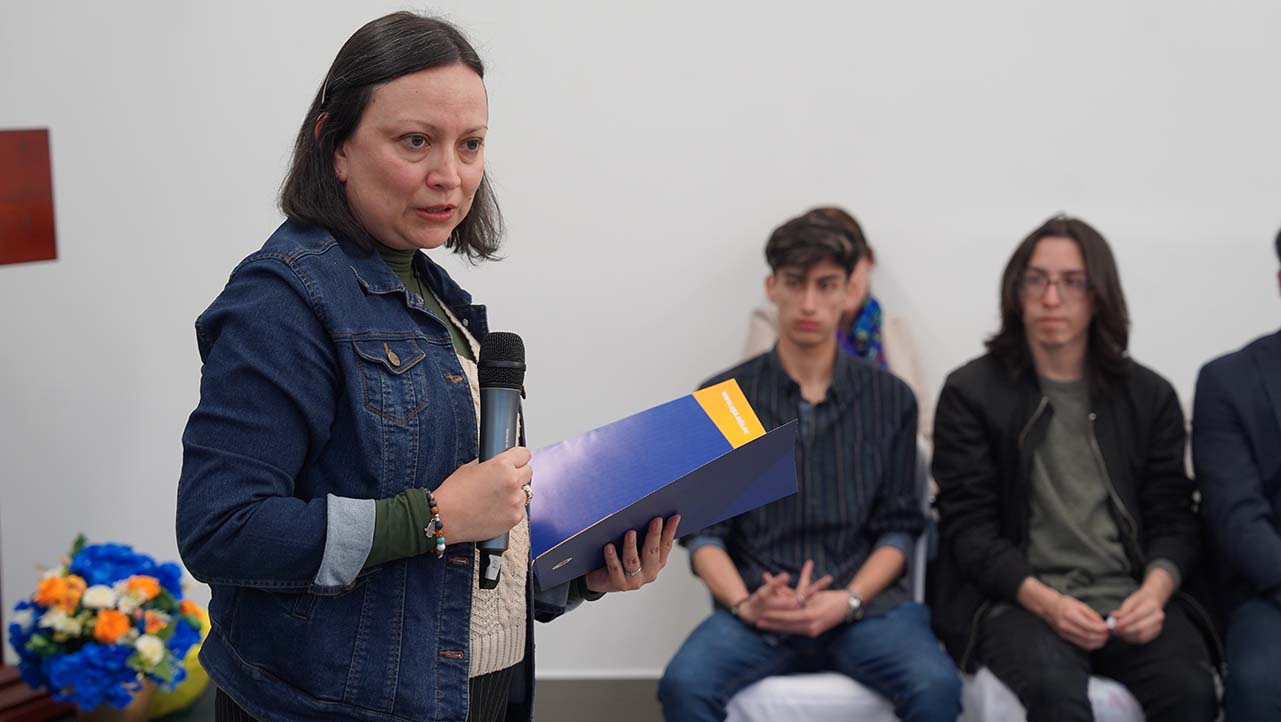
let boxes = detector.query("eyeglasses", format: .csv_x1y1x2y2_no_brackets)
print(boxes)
1019,271,1090,302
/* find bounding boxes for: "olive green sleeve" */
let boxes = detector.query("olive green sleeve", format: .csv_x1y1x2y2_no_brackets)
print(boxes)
362,487,436,570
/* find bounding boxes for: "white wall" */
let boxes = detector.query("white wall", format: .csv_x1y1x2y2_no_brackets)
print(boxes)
2,0,1278,676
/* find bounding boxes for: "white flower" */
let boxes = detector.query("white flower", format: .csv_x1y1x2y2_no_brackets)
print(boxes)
41,566,67,580
116,593,140,615
37,608,83,636
81,585,118,610
12,608,34,630
135,635,165,667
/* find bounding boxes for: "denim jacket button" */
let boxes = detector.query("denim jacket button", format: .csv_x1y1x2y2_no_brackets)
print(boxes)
383,342,401,368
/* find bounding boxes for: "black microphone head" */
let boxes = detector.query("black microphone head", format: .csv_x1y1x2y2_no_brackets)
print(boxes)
478,332,525,389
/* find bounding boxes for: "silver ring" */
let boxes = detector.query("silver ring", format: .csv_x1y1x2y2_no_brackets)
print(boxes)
521,484,533,503
624,566,643,578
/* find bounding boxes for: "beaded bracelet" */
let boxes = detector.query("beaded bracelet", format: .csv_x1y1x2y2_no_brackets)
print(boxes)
424,489,446,558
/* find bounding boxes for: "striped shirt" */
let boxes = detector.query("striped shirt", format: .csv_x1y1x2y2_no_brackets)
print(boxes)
683,347,925,616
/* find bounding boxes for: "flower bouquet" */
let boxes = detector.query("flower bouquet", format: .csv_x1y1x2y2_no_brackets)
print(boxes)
6,535,202,714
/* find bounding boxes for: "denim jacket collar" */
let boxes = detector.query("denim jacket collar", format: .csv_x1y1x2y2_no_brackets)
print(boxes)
346,243,490,339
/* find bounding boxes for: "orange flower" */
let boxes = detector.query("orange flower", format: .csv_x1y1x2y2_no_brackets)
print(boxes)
60,575,87,612
179,599,200,617
144,610,167,635
94,609,131,643
125,575,161,601
34,576,68,608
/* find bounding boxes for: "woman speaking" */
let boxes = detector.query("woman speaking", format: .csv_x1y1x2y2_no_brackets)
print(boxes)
176,12,678,722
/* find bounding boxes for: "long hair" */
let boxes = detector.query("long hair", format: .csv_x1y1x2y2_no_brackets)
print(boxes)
279,12,503,261
985,215,1132,390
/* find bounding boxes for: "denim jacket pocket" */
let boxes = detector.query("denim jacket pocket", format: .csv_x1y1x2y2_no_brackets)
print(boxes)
353,336,430,425
287,566,383,621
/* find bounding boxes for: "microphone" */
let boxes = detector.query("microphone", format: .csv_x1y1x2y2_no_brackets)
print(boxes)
476,331,526,590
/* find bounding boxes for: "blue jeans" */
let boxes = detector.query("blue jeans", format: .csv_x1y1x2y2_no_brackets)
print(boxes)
1225,595,1281,722
659,602,961,722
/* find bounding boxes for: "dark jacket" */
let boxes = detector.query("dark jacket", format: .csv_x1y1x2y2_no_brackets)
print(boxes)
928,352,1219,671
1193,330,1281,612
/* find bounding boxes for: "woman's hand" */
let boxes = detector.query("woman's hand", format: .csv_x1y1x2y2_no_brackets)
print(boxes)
432,447,532,544
585,515,681,593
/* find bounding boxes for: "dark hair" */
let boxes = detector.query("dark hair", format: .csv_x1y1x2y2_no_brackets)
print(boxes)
985,215,1131,389
279,12,503,261
764,212,862,275
807,207,873,264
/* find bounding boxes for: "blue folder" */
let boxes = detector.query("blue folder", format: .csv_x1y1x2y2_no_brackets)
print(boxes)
529,379,799,589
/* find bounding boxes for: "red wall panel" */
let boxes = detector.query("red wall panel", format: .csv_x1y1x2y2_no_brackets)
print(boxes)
0,129,57,266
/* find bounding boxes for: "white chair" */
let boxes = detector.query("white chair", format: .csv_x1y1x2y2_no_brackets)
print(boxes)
726,672,895,722
725,437,933,722
961,667,1143,722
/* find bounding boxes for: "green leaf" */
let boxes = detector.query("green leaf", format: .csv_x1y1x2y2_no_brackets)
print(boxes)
151,590,178,614
69,534,87,558
25,635,61,659
153,660,176,683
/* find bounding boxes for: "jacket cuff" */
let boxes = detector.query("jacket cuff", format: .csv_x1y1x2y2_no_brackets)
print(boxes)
313,495,374,589
989,553,1034,603
1145,538,1194,581
1146,559,1183,591
572,576,605,603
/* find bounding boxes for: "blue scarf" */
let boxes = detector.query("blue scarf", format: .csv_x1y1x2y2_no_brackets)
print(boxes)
838,295,887,369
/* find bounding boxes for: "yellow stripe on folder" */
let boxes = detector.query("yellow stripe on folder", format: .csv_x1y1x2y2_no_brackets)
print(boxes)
694,379,766,449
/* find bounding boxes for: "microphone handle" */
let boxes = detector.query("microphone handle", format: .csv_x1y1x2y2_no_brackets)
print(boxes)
477,385,522,589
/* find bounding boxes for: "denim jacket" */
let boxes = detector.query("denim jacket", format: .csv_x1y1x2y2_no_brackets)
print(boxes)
177,221,580,722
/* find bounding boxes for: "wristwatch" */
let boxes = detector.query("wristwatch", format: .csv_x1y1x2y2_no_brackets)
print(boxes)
844,590,865,623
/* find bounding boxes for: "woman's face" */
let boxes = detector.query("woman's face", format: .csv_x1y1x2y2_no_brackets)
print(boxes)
334,63,488,251
844,256,873,313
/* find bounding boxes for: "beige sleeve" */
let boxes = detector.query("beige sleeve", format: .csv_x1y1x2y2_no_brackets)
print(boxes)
883,315,932,446
742,304,779,360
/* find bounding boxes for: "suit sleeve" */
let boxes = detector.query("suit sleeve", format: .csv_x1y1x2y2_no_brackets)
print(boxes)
1193,362,1281,595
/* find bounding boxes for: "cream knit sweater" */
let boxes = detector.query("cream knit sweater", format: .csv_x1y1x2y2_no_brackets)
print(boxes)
433,293,528,678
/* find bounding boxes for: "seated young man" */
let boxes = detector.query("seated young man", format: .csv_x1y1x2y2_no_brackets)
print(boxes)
1192,228,1281,722
659,213,961,722
931,215,1219,722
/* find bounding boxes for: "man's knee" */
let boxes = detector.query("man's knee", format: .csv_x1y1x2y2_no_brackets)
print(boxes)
1018,666,1090,711
1227,649,1277,700
906,660,963,713
658,657,706,708
1156,661,1219,722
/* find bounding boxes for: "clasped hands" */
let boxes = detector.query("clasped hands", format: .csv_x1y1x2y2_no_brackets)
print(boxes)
1045,570,1174,650
736,560,851,638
